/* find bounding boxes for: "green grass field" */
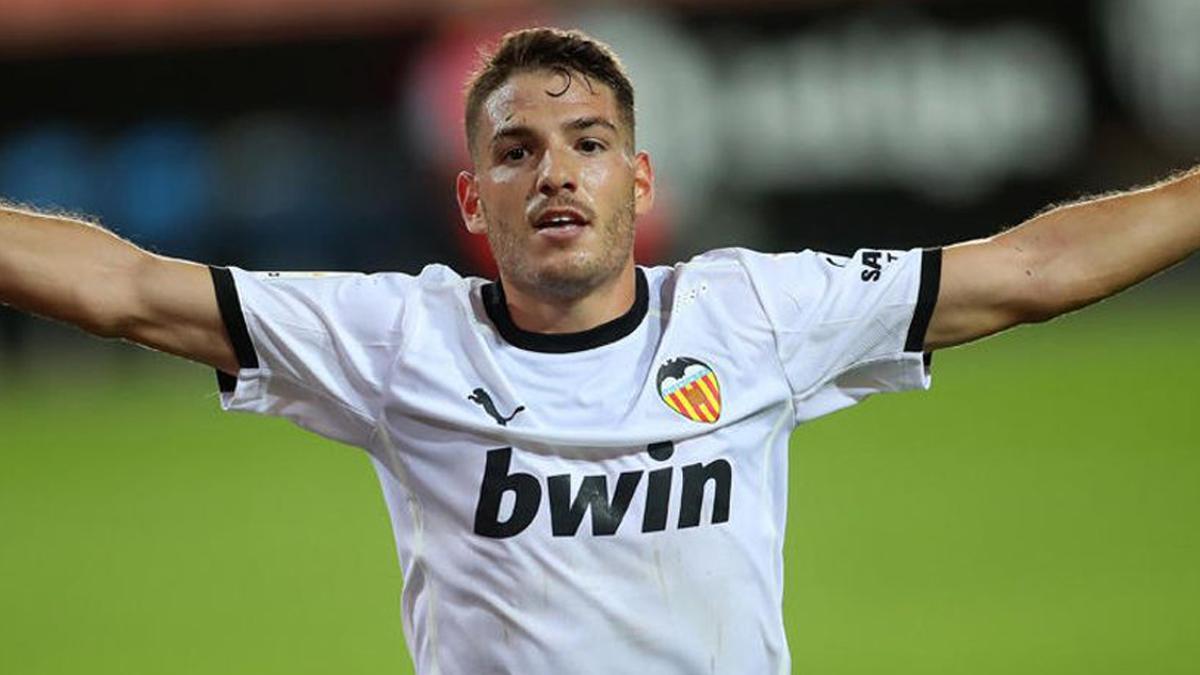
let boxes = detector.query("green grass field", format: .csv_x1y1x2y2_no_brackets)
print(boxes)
2,288,1197,674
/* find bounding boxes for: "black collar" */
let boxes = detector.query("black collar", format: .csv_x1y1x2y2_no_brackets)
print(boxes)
482,269,649,353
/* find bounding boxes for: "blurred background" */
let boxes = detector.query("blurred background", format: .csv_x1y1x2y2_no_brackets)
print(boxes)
1,1,1197,674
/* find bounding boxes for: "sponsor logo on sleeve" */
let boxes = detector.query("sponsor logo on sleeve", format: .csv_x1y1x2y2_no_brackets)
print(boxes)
860,250,899,282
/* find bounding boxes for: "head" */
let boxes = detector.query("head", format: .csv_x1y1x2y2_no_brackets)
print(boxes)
456,28,654,300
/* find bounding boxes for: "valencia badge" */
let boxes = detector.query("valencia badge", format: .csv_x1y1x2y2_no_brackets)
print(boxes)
657,357,722,424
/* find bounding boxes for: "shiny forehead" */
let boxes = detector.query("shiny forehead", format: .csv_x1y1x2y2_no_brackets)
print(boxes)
473,69,631,155
483,69,617,123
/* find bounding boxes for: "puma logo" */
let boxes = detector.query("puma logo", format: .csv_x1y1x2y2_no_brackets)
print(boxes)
468,388,525,426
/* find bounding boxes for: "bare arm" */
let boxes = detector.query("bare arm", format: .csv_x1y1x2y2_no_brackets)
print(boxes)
927,167,1200,349
0,202,238,373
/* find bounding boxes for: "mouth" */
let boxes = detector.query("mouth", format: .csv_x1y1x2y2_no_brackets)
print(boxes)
532,207,592,234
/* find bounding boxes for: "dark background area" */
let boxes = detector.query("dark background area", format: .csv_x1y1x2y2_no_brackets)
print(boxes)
1,0,1198,353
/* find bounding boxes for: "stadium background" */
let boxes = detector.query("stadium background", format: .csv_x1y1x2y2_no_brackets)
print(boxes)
1,0,1197,673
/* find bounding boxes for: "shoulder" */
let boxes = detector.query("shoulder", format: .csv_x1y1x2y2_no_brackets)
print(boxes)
271,263,477,304
228,264,480,339
670,247,822,276
410,263,472,288
240,263,471,288
640,248,824,326
653,247,826,299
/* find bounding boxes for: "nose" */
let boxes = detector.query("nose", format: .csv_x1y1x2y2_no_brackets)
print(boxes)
536,148,578,196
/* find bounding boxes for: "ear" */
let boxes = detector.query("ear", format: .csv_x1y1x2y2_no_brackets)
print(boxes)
632,151,655,217
456,171,488,235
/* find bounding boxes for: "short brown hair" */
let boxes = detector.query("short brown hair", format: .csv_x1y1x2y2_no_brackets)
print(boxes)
463,27,636,158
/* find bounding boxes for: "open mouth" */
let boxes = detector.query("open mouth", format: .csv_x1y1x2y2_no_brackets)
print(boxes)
533,207,591,231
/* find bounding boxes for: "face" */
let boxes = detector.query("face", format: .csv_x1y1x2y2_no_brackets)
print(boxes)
457,68,654,300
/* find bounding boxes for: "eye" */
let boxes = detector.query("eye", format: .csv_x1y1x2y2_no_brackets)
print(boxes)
502,146,528,163
578,138,606,154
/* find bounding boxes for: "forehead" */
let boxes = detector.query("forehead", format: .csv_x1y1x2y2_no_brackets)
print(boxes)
480,69,622,136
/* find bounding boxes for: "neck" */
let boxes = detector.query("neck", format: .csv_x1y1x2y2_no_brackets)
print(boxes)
501,260,638,334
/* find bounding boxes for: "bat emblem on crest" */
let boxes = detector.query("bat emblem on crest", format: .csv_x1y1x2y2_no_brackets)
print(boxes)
656,357,722,424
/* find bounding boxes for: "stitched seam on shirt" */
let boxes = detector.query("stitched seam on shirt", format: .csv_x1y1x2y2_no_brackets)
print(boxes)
790,351,921,404
375,426,438,673
372,285,414,434
783,254,919,399
246,312,378,440
732,257,797,430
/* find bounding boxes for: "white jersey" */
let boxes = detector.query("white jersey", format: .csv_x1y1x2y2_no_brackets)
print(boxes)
210,246,941,675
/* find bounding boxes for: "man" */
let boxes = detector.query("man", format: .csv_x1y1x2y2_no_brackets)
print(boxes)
0,26,1197,674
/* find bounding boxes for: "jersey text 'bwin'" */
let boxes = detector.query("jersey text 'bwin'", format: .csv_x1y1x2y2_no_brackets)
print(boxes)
473,442,733,538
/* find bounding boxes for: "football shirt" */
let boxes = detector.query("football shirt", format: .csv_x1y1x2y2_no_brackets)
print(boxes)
209,246,941,674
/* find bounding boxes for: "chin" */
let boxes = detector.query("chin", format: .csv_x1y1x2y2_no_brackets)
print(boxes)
527,256,613,299
531,269,603,300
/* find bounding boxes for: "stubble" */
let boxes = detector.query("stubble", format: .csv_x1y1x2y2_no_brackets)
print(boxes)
484,196,636,301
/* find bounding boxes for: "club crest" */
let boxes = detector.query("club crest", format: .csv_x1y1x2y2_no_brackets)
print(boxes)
656,357,722,424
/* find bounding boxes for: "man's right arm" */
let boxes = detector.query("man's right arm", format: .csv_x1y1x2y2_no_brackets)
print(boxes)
0,202,238,374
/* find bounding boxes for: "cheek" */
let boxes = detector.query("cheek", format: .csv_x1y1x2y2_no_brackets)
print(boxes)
583,163,634,204
579,163,609,188
488,165,522,184
581,163,632,202
480,170,528,217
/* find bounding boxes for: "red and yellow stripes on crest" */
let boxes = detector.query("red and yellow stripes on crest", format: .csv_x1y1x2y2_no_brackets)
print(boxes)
663,372,722,423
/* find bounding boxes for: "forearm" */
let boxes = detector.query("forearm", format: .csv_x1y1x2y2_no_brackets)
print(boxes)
1004,166,1200,318
0,203,150,336
929,167,1199,349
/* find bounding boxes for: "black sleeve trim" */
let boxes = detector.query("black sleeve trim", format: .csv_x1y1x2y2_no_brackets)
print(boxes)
209,267,260,393
904,248,942,353
216,369,238,394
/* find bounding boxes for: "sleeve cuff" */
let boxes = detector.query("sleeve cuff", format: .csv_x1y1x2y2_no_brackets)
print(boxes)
904,247,942,353
209,266,260,393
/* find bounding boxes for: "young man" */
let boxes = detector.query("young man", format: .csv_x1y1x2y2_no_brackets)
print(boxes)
1,27,1197,674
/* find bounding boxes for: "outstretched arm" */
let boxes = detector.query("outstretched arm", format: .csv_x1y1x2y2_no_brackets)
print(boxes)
927,167,1200,349
0,202,238,373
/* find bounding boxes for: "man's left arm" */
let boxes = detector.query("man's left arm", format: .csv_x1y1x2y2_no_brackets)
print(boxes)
926,166,1200,350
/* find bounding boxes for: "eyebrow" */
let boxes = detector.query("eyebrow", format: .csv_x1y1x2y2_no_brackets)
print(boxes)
490,116,620,148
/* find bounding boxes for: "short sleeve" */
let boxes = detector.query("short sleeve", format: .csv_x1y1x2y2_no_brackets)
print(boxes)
736,247,942,423
209,266,411,447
